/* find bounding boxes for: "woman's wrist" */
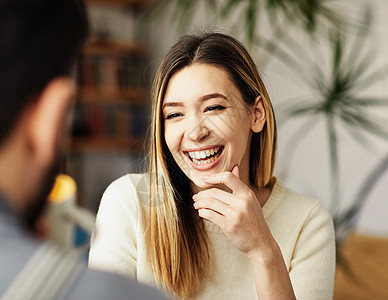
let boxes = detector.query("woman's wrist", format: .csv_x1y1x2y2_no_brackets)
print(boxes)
246,236,282,266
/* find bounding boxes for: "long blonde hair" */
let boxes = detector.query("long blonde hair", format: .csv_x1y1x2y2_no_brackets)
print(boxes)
146,33,277,298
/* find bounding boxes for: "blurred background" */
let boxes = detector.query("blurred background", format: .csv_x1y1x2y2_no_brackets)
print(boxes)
66,0,388,298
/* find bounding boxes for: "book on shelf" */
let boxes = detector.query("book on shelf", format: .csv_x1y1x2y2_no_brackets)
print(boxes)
71,102,147,149
77,51,147,92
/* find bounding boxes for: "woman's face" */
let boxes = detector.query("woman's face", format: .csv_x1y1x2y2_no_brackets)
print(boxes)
163,63,263,189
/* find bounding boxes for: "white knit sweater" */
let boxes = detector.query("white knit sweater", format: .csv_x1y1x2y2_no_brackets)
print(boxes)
89,173,335,299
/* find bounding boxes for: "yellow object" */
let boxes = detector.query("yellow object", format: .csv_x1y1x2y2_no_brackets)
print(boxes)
48,174,76,204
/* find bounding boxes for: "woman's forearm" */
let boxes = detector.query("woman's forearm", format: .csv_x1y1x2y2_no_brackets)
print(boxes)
250,240,296,300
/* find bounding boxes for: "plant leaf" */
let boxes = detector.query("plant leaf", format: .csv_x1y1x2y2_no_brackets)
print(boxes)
327,114,340,214
341,110,388,140
220,0,241,18
347,97,388,107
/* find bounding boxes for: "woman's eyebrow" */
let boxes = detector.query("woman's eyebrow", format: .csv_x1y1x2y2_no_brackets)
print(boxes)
162,101,184,109
198,93,229,102
162,93,229,109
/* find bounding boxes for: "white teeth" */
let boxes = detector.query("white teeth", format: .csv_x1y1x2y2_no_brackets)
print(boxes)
187,146,223,165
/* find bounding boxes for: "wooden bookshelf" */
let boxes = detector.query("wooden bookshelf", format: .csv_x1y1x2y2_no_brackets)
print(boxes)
70,136,146,153
65,0,151,211
77,87,147,104
83,40,149,57
73,34,150,153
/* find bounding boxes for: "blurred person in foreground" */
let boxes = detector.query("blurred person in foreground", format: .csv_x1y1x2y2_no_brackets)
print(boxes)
0,0,167,299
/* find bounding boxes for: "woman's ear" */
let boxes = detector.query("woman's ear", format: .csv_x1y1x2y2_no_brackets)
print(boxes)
25,77,75,165
251,96,266,133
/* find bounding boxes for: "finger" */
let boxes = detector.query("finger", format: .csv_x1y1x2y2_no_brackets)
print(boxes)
197,208,225,229
201,169,247,194
193,188,235,206
194,197,234,216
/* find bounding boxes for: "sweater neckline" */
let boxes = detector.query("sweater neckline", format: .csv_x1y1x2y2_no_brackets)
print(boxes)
203,178,285,233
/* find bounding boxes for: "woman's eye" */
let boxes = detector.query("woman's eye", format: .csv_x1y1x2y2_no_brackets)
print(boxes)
204,105,226,112
165,112,182,120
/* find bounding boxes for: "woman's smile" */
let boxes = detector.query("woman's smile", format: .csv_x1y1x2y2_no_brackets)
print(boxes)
183,146,224,170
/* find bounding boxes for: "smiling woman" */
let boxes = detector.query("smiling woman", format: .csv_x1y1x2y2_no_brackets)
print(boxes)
88,33,336,300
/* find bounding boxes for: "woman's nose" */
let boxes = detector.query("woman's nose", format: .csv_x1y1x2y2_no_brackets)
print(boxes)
184,115,210,142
